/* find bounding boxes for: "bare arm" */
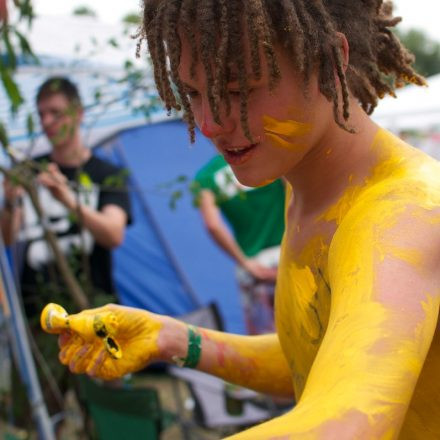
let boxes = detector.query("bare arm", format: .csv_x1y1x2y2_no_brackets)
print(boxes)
50,304,294,397
199,189,277,281
68,203,127,249
164,320,294,397
38,163,127,249
199,189,248,265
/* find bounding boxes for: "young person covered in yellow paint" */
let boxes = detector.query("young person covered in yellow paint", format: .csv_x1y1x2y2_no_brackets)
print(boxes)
41,1,440,438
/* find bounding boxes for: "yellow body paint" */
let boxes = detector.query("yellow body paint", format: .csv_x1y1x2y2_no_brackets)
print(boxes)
41,303,122,359
41,303,163,381
227,129,440,439
263,115,312,151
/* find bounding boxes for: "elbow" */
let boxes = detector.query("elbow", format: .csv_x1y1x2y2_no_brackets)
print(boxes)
111,232,124,248
105,229,125,249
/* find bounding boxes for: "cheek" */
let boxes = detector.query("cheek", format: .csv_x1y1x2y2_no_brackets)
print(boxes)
188,99,202,127
262,115,313,152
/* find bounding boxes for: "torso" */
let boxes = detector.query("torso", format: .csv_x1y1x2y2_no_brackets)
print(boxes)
19,155,131,315
275,129,440,438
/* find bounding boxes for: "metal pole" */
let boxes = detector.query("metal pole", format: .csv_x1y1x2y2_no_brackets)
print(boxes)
0,237,55,440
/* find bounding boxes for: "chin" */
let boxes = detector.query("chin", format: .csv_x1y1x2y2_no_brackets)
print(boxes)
234,172,276,188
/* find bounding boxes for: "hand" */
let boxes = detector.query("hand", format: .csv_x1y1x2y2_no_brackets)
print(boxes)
46,304,164,380
243,258,278,282
38,163,76,210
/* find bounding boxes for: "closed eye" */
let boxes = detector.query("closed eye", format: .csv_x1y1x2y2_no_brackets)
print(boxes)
183,85,200,100
227,88,254,98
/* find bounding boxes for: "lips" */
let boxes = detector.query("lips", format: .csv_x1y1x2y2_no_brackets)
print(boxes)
222,143,258,165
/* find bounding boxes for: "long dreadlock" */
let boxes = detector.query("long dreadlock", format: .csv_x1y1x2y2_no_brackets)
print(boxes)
137,0,425,142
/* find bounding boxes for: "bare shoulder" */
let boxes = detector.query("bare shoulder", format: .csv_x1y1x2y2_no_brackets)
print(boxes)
329,151,440,286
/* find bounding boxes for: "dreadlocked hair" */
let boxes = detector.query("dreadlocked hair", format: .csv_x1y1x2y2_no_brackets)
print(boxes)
138,0,425,142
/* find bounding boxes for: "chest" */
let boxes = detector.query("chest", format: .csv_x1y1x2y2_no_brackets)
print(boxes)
274,222,334,397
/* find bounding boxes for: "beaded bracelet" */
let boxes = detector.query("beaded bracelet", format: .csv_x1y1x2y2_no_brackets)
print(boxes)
172,325,202,368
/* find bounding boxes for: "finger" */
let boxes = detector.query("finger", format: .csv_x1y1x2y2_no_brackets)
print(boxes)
47,164,66,182
58,330,74,349
69,343,95,374
59,333,83,365
39,167,66,186
95,355,121,381
37,173,51,187
47,163,60,173
85,347,107,378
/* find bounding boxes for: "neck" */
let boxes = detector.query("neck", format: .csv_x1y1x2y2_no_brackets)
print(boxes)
50,133,91,167
285,103,380,218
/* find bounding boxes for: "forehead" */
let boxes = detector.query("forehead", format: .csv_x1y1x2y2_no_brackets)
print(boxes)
177,30,266,85
37,92,71,110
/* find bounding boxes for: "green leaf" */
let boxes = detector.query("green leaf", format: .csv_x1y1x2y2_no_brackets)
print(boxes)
176,175,188,183
0,121,9,148
102,169,130,188
14,29,39,63
94,89,102,102
67,212,77,224
39,159,49,171
26,113,35,137
169,190,183,210
3,30,17,69
1,68,24,113
124,60,134,70
17,0,35,26
108,38,119,48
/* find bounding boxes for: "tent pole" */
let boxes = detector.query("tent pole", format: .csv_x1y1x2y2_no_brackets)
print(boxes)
0,236,55,440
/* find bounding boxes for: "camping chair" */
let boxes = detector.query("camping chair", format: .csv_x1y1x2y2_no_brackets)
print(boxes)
77,375,175,439
168,303,276,437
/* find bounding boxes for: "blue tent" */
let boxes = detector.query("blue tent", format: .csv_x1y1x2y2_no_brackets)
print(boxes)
95,120,245,334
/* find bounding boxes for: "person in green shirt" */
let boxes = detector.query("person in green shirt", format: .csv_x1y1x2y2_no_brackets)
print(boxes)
194,154,285,334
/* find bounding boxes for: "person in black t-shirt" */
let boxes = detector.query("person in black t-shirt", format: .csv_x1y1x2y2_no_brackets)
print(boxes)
2,76,131,313
1,76,132,423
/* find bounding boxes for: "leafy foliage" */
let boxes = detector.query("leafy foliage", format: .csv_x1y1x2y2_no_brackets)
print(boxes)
72,5,97,18
0,0,36,144
395,28,440,77
122,12,141,26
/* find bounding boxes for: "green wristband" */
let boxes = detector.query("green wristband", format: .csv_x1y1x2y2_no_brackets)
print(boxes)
184,325,202,368
172,325,202,368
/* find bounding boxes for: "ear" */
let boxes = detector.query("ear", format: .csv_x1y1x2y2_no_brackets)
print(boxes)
336,32,349,72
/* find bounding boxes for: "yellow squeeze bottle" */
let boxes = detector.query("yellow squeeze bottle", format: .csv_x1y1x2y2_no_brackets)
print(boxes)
40,303,122,360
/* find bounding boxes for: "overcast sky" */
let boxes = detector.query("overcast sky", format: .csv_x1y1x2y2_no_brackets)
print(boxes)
32,0,440,42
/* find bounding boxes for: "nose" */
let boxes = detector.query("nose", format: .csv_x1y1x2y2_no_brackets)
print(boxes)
40,113,54,130
201,121,223,138
197,98,234,139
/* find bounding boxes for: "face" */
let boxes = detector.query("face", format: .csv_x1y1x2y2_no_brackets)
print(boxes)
178,37,335,187
37,93,83,148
